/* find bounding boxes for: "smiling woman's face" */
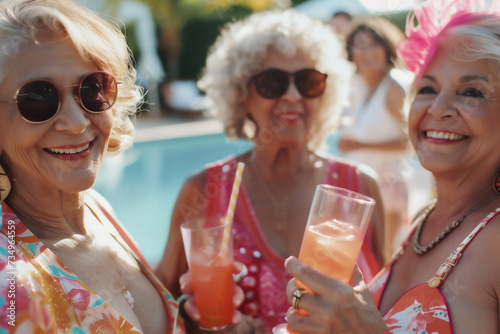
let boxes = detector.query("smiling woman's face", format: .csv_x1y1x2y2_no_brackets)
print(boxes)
0,34,114,196
409,45,500,175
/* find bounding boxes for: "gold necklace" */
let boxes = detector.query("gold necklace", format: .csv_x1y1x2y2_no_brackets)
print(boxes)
86,204,137,308
413,194,498,255
248,162,298,231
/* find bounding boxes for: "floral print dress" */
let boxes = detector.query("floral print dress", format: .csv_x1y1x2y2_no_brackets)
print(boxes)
0,190,184,333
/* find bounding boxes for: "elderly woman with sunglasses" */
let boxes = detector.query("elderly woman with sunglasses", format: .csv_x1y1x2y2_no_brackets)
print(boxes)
0,0,222,332
281,1,500,333
155,9,386,333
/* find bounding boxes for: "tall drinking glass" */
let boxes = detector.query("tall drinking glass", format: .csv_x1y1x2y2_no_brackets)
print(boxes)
273,184,375,334
181,217,234,331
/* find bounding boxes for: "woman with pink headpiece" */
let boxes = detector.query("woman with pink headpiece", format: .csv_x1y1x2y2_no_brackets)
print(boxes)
280,0,500,332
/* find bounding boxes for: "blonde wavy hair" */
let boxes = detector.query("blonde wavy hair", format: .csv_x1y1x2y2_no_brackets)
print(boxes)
0,0,142,154
198,9,351,151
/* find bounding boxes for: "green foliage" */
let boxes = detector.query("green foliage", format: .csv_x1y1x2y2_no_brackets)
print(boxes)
177,6,252,80
379,10,410,32
131,0,410,80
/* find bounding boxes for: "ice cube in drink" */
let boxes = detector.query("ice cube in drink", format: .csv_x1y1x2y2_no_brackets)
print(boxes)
298,219,363,283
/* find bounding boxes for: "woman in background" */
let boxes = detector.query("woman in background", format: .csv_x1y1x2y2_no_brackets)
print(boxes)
156,9,385,333
338,16,411,258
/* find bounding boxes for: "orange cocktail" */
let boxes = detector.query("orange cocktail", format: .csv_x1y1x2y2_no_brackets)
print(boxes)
299,219,364,284
181,217,235,331
190,261,234,328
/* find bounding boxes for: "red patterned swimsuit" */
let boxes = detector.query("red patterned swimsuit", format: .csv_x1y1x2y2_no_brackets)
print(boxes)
204,156,381,328
369,207,500,333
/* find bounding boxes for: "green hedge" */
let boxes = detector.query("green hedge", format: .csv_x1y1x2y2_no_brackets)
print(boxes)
174,8,410,81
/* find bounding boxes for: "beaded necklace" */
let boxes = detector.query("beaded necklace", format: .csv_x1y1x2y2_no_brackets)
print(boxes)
413,194,498,255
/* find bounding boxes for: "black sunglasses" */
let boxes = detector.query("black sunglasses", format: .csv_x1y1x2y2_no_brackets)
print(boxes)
251,68,328,99
12,71,119,123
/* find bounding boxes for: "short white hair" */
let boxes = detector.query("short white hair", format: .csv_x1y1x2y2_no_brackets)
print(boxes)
198,9,352,151
445,15,500,76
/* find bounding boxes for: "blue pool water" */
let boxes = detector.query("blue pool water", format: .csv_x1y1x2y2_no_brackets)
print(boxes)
93,133,254,264
93,132,341,265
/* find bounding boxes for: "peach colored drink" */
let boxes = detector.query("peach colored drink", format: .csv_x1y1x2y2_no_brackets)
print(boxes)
190,261,234,328
273,185,374,334
277,220,364,334
298,219,364,284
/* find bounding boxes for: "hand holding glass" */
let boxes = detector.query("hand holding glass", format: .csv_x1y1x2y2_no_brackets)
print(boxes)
273,184,375,334
181,217,234,331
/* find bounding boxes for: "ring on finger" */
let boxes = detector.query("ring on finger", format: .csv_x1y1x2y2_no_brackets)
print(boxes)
292,288,306,309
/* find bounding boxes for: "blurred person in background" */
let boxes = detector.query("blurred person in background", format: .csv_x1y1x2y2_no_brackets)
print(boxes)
338,16,411,258
156,9,386,333
328,10,353,43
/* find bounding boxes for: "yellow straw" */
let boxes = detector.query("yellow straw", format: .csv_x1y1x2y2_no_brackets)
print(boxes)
221,162,245,258
225,162,245,225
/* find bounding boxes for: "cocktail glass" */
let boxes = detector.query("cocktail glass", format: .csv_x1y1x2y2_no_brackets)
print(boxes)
181,217,234,331
273,184,375,334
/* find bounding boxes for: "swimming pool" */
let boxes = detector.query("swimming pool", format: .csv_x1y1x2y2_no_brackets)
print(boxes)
93,132,255,265
93,130,430,265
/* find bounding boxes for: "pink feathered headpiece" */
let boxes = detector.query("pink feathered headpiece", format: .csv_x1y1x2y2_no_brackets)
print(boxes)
397,0,500,77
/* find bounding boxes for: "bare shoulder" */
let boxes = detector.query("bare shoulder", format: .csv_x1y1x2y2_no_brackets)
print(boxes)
444,212,500,333
170,168,207,227
469,212,500,278
181,168,206,194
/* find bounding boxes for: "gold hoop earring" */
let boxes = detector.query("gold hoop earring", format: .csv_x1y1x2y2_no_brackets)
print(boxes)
0,163,11,203
242,115,257,140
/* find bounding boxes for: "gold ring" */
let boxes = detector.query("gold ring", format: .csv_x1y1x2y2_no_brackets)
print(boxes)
292,288,306,309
